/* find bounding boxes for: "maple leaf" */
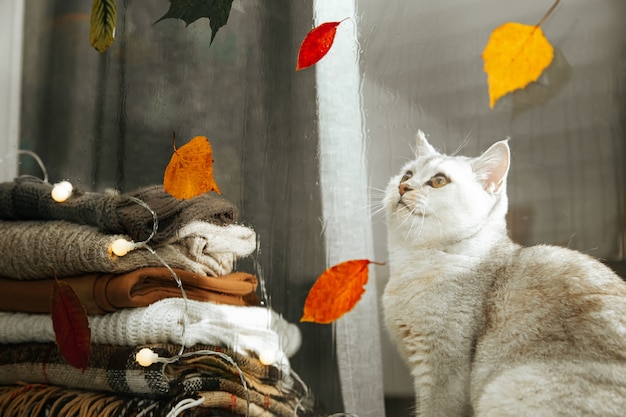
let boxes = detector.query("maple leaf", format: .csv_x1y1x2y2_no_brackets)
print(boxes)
296,18,348,71
163,135,221,200
51,278,91,370
156,0,233,44
89,0,117,53
482,0,560,108
301,259,384,324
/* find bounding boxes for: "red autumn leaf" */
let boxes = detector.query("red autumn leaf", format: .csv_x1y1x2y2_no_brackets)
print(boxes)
296,18,348,71
301,259,384,324
51,278,91,370
163,135,221,199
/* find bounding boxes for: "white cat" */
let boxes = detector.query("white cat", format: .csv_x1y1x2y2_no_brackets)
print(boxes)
382,131,626,417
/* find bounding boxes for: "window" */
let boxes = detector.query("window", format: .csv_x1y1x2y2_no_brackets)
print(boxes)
5,0,626,416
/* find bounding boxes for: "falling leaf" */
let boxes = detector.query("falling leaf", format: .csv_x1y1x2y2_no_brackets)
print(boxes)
163,135,221,199
156,0,233,44
51,278,91,370
482,22,554,108
301,259,384,324
90,0,117,53
296,19,348,71
482,0,560,109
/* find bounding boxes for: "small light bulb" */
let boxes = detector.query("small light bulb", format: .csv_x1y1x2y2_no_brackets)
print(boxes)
51,181,73,202
110,239,135,257
136,348,158,367
259,350,276,366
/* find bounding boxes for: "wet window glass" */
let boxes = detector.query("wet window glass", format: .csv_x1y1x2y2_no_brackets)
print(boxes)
3,0,625,416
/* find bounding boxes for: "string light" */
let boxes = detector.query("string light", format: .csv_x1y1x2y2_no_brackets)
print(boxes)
135,347,159,367
41,177,248,417
258,350,276,366
51,180,73,202
109,238,140,257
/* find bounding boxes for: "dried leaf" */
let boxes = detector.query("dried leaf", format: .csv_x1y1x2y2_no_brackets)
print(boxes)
51,278,91,370
90,0,117,53
156,0,233,44
296,19,348,71
301,259,383,324
163,135,221,200
482,22,554,108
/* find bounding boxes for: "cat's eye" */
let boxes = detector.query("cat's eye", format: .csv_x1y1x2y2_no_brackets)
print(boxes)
426,173,449,188
400,171,413,183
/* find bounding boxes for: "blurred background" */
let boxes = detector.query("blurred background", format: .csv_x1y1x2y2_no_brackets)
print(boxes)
2,0,625,416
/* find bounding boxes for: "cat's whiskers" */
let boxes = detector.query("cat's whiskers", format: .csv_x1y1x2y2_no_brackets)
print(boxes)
401,213,419,245
397,208,416,231
404,208,424,243
368,187,389,219
370,204,387,219
398,201,428,245
451,128,474,156
393,203,417,243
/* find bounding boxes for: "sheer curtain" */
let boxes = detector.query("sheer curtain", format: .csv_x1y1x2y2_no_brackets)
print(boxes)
314,2,386,417
0,0,23,181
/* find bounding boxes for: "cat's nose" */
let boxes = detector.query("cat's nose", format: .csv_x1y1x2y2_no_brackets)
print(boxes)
398,183,413,196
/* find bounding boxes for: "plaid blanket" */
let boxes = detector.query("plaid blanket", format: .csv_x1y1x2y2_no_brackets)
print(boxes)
0,384,325,416
0,343,324,416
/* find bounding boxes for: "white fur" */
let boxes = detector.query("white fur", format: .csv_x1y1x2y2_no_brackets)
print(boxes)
382,132,626,417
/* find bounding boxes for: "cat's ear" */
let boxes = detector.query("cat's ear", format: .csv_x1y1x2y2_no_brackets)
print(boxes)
472,140,510,194
415,130,437,156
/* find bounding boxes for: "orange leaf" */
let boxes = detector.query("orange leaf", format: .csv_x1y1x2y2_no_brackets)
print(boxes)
51,278,91,370
301,259,383,324
163,135,221,199
296,19,348,71
482,22,554,108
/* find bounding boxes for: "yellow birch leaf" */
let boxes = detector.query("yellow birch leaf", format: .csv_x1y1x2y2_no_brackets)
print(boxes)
482,22,554,109
90,0,117,53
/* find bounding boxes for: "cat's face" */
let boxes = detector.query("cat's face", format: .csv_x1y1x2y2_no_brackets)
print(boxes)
384,131,510,250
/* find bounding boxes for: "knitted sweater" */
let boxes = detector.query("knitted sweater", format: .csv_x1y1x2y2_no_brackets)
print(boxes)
0,299,302,372
0,177,238,245
0,219,256,279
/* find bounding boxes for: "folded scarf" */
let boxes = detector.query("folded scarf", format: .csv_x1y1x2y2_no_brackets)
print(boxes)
0,177,238,245
0,268,260,314
0,299,302,369
0,220,256,279
0,343,324,417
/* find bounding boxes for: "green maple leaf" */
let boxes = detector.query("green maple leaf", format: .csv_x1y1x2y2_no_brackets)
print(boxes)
156,0,233,44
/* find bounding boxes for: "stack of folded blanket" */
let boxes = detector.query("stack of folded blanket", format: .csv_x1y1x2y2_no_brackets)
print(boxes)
0,177,323,416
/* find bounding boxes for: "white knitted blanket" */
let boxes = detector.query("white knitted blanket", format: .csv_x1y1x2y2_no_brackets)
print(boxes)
0,299,301,372
0,220,256,279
